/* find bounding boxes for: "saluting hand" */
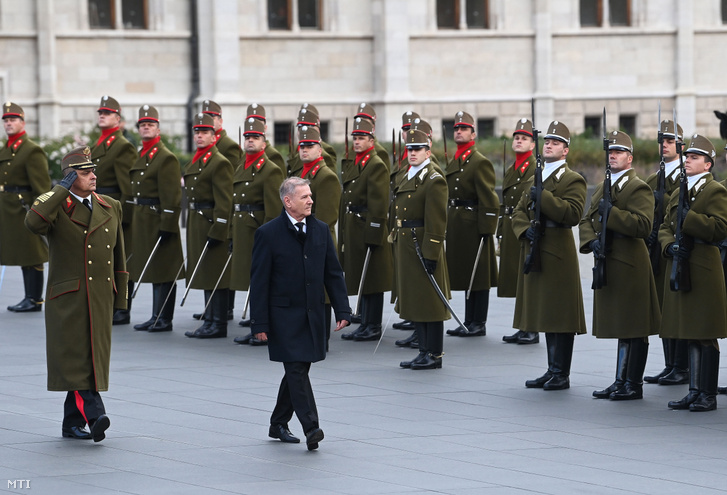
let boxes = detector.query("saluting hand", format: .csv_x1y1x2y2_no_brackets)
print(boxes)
59,170,78,190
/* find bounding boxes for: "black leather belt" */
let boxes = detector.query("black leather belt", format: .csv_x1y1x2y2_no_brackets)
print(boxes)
694,238,718,246
0,185,32,193
345,205,368,213
189,202,214,210
234,203,264,212
96,186,121,195
397,219,424,228
544,220,569,229
449,199,478,207
130,197,160,206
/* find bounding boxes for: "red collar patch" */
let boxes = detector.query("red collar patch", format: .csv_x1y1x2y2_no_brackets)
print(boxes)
106,134,116,147
12,139,23,151
148,147,158,160
202,151,212,164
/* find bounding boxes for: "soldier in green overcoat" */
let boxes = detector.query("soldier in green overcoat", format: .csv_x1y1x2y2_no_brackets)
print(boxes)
128,105,184,333
183,113,234,339
511,121,587,391
643,120,689,386
338,117,393,343
229,118,283,346
444,111,499,338
91,96,137,325
202,99,242,167
393,129,450,370
245,103,287,174
579,131,660,401
1,102,50,312
25,146,127,442
354,103,391,172
660,135,727,412
287,106,336,176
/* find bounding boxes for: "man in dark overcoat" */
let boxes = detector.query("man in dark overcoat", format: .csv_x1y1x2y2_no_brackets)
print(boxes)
250,177,351,451
25,146,127,442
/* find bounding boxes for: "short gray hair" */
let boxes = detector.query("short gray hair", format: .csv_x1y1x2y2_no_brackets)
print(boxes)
279,176,310,203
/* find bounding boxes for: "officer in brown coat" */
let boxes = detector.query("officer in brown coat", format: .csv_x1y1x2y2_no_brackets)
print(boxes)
579,131,660,400
500,119,537,344
511,121,587,390
25,146,127,442
444,111,499,338
1,102,50,312
183,113,234,339
128,105,184,333
91,96,137,325
660,135,727,412
338,117,393,342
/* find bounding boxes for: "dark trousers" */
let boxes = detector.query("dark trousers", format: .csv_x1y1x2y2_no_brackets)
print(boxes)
62,391,105,428
270,362,319,434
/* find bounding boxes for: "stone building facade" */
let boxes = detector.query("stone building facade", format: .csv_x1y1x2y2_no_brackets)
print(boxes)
1,0,726,149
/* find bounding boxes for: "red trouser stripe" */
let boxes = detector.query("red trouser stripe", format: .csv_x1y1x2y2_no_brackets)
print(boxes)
74,391,90,425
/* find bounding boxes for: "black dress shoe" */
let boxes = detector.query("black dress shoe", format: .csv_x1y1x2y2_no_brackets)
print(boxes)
668,391,699,409
543,374,569,390
7,297,43,313
133,316,155,331
609,385,642,400
517,332,540,345
269,424,300,443
446,325,467,336
196,325,227,339
353,326,381,341
395,332,418,348
593,382,622,399
238,319,251,327
689,393,717,412
90,415,110,442
62,425,92,439
341,324,366,340
400,351,426,369
503,330,525,343
234,333,252,344
463,322,486,336
186,320,212,338
410,353,442,370
147,319,173,332
392,320,415,330
658,368,689,385
305,427,324,451
525,371,553,388
644,367,670,384
112,309,130,325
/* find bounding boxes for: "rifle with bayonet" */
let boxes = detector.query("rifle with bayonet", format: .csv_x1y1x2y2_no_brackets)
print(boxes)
592,108,610,290
344,117,349,161
523,98,543,274
669,111,692,292
442,124,449,163
648,102,666,275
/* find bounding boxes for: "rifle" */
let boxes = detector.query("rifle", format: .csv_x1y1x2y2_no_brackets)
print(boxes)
523,98,543,274
391,128,396,167
502,138,507,186
648,101,666,275
288,122,293,158
669,110,692,292
344,117,349,160
592,108,610,290
442,124,449,163
238,125,242,166
398,130,402,167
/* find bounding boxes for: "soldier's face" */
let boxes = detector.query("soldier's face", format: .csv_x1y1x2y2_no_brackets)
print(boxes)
453,126,475,144
193,129,216,149
2,116,24,136
542,138,568,162
407,146,430,166
97,110,120,129
138,122,160,141
352,135,374,153
684,153,711,176
70,169,97,196
244,134,266,154
299,143,322,163
512,133,535,154
608,149,633,172
284,184,313,221
662,137,677,161
211,115,223,132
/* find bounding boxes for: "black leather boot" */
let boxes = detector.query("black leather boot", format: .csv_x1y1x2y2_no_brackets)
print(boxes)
342,298,366,340
690,342,719,412
526,332,555,388
412,322,443,370
185,290,212,337
611,338,648,400
659,339,689,385
133,283,159,331
593,339,629,399
543,333,574,390
228,290,235,321
517,332,540,344
355,293,383,341
113,280,133,325
458,290,487,336
395,331,418,348
148,282,175,332
668,341,700,409
197,289,228,339
7,266,44,312
503,330,526,343
644,339,672,384
446,293,473,336
401,323,427,368
393,320,415,330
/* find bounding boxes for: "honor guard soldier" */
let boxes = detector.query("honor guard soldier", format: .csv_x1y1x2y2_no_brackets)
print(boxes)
661,135,727,412
579,131,661,400
500,119,537,344
1,102,51,312
91,96,137,325
245,103,286,173
354,103,391,172
128,105,185,333
338,117,393,342
230,117,284,346
394,129,450,370
643,121,690,386
444,111,499,338
287,105,336,177
25,146,127,442
511,121,587,390
183,113,234,339
295,125,341,339
202,99,242,168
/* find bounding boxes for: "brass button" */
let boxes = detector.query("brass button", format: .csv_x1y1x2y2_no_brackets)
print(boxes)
89,277,93,281
88,261,92,264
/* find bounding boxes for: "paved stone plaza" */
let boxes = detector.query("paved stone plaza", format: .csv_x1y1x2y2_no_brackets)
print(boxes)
1,243,727,494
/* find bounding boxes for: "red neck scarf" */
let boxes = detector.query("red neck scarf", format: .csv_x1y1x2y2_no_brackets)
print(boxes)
301,156,324,178
6,130,25,148
96,126,119,147
141,135,161,157
192,143,214,164
355,146,375,166
514,150,533,173
244,149,265,169
455,141,475,160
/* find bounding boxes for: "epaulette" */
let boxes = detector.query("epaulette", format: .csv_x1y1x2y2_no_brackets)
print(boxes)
34,191,54,205
429,171,442,181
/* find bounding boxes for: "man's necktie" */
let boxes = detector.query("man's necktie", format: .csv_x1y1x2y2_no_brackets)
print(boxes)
83,198,92,211
295,221,306,242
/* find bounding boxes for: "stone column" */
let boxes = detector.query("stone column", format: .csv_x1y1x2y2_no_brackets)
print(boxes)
533,0,553,127
198,0,240,102
675,0,696,134
36,0,59,138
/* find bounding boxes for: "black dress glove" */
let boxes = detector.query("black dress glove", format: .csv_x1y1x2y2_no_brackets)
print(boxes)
206,237,222,248
423,258,437,275
158,230,174,242
590,239,603,257
59,170,78,190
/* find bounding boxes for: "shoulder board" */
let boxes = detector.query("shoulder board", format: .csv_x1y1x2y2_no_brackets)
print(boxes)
311,164,321,177
12,139,23,151
616,175,629,191
555,167,566,181
202,151,212,164
106,135,116,147
34,191,54,205
430,171,443,180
